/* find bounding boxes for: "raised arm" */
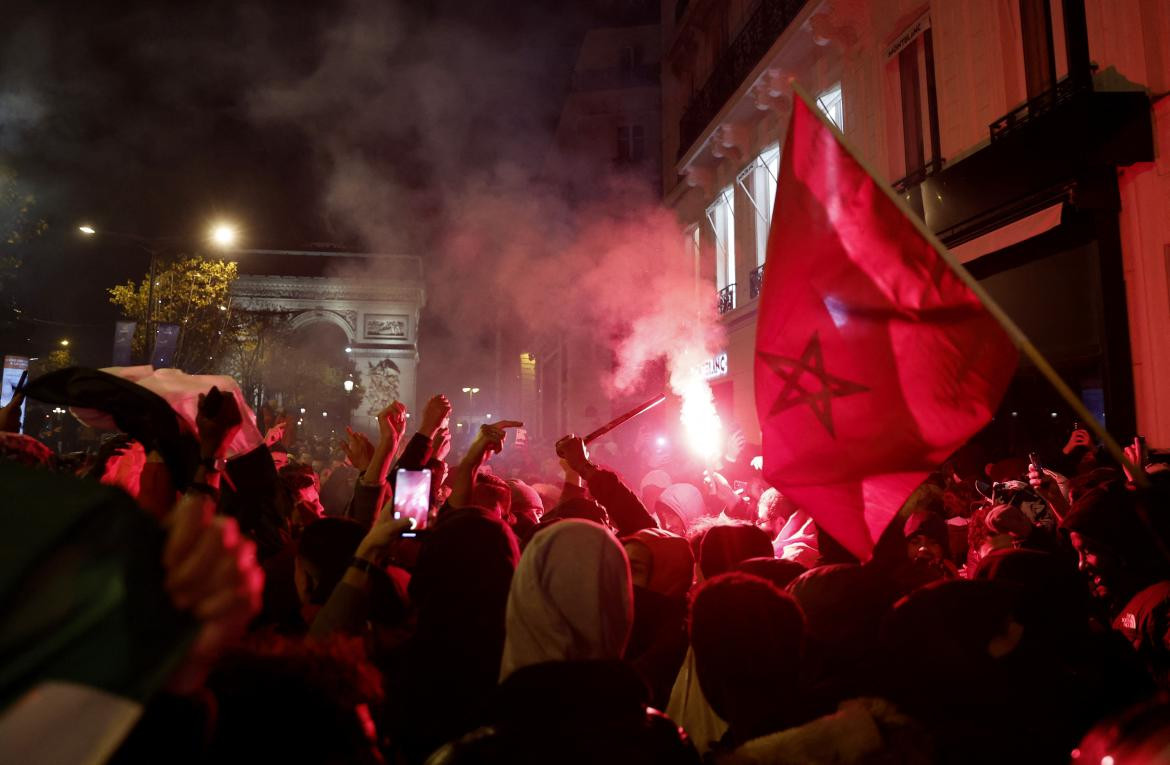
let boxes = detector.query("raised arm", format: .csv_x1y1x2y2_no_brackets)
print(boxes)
556,435,656,535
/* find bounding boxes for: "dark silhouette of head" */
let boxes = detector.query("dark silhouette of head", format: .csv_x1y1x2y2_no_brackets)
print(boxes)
689,573,805,743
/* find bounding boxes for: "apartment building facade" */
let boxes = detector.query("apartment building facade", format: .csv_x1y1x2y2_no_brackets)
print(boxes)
662,0,1170,450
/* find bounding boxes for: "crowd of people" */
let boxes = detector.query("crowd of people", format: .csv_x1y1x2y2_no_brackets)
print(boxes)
4,370,1170,764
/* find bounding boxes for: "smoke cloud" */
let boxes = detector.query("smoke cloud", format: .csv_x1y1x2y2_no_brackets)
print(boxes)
1,0,725,430
242,0,724,419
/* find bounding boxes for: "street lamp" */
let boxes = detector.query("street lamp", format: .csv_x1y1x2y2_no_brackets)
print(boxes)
59,339,70,347
461,386,479,410
78,219,243,367
343,379,354,392
209,222,238,249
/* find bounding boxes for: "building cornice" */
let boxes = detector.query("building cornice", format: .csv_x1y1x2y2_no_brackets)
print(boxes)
231,274,424,305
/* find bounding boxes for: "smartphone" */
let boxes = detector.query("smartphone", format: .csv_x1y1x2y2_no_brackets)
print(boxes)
1028,452,1042,472
394,468,432,532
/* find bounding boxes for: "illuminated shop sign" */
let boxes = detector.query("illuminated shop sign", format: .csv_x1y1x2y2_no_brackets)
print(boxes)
699,352,728,380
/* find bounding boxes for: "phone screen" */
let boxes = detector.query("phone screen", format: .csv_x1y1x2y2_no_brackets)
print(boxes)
394,468,432,530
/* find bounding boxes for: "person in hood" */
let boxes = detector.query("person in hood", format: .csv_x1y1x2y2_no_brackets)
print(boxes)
699,524,774,579
389,506,520,763
623,528,696,708
507,479,543,540
499,519,633,681
690,573,811,754
640,469,672,515
655,483,706,537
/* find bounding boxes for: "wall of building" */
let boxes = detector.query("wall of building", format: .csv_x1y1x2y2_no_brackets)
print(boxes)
663,0,1170,444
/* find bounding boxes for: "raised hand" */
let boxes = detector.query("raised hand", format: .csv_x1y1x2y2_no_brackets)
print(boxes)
1123,436,1148,486
433,426,452,462
419,394,453,439
340,426,376,471
474,420,524,459
555,434,590,472
362,401,408,486
196,386,243,458
1028,461,1069,522
163,490,263,694
0,390,24,433
1062,427,1092,455
357,494,415,563
263,417,288,448
450,420,522,508
376,401,408,444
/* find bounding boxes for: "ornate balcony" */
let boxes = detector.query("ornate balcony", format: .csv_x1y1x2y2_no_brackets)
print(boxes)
989,77,1092,142
749,264,765,299
717,284,736,315
679,0,810,158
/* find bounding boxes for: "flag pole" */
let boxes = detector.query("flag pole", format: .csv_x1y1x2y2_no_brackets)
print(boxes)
787,83,1146,488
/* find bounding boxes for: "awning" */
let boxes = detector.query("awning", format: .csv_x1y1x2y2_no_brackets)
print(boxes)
950,203,1064,264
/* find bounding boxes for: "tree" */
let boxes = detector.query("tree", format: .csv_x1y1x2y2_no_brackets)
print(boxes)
108,255,238,373
220,310,294,409
0,167,49,296
29,347,75,377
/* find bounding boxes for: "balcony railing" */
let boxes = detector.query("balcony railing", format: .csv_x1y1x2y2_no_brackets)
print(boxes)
892,157,945,194
749,264,765,299
717,284,736,315
678,0,809,157
989,76,1092,142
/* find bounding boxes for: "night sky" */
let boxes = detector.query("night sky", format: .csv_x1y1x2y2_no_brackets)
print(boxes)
0,0,594,369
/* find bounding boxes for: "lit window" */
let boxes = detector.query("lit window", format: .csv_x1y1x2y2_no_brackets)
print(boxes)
706,185,736,312
816,82,844,131
736,143,780,268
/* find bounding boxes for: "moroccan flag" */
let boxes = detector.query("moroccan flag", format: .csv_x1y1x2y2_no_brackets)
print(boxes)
754,92,1017,560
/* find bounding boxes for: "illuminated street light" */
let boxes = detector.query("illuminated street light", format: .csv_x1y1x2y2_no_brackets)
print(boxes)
209,222,238,248
343,379,354,392
461,386,480,410
345,347,352,353
59,339,70,347
78,221,246,365
321,411,328,417
300,407,306,414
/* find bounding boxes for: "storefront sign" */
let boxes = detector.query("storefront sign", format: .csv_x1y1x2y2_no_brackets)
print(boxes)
885,11,931,61
699,351,728,380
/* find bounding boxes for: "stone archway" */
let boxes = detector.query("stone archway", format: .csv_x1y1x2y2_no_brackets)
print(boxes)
229,251,425,430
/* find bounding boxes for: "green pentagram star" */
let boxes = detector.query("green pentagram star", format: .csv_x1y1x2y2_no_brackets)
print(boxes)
759,332,869,438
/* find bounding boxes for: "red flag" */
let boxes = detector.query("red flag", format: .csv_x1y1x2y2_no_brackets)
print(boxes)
754,93,1017,560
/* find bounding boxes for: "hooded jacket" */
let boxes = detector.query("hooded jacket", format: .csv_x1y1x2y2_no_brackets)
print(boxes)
499,520,633,681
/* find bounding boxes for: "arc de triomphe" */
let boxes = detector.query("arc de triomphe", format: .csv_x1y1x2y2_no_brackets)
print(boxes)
229,250,425,427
